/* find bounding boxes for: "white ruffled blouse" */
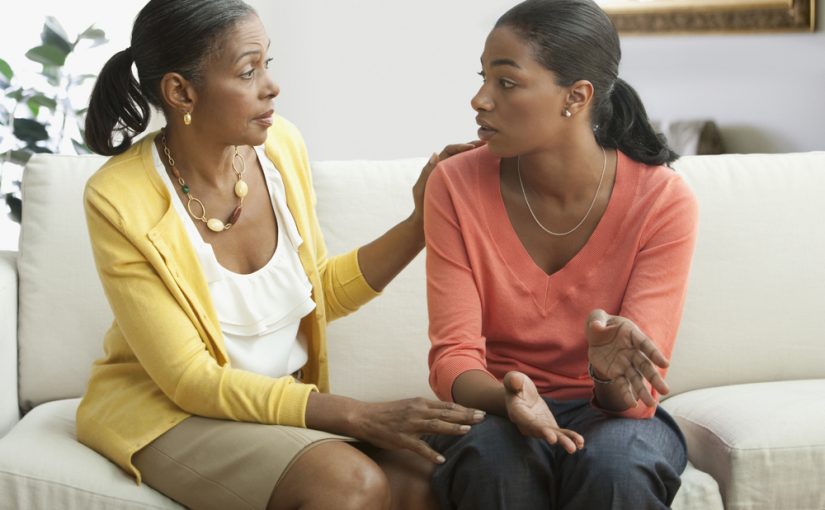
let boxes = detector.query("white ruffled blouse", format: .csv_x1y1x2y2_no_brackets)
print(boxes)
153,144,316,378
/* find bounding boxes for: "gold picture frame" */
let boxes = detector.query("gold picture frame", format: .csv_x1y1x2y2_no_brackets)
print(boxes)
601,0,816,34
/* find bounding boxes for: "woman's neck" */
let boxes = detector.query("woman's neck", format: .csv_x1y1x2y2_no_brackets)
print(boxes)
159,126,239,188
515,137,608,206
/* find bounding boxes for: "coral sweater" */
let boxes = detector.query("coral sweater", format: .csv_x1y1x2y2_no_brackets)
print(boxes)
425,147,698,419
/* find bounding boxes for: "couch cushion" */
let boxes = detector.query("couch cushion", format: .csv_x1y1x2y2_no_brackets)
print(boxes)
0,399,181,510
0,401,719,510
662,379,825,510
312,157,435,402
18,154,111,410
668,152,825,396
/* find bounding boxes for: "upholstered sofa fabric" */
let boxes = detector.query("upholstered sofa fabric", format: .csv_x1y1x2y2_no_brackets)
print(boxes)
3,150,824,509
663,380,825,510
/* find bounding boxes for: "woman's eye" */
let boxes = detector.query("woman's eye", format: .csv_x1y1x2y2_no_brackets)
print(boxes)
500,79,515,89
477,71,486,83
265,58,273,69
241,69,255,79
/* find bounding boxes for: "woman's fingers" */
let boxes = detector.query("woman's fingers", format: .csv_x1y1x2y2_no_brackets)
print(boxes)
402,436,448,464
437,141,483,160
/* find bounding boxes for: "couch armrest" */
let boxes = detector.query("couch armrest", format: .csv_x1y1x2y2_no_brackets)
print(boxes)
0,250,19,437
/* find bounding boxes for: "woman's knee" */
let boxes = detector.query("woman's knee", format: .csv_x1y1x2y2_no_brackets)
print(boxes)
430,415,554,507
270,442,391,510
559,418,685,508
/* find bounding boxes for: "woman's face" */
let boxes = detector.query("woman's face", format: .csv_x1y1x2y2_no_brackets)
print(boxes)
192,14,279,147
472,26,569,157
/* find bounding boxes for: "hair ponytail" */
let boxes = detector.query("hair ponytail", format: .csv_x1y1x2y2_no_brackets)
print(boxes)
596,78,677,166
85,48,150,156
84,0,256,157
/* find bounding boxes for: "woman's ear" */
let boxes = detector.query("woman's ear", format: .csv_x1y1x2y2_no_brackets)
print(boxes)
565,80,594,117
159,72,197,116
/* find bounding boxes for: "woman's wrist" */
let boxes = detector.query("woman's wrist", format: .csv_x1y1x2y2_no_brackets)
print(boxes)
403,211,426,252
305,392,365,438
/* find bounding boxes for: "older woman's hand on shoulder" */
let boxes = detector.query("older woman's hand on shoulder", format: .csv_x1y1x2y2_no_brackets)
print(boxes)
585,309,671,411
410,141,484,226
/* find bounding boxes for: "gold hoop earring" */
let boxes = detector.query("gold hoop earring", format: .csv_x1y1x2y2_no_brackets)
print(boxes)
183,111,192,126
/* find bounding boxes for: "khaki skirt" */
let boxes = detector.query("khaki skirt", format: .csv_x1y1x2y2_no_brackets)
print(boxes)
132,416,352,510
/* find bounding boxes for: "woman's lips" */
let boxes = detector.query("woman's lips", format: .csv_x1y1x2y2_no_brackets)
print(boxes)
477,126,497,141
254,110,274,126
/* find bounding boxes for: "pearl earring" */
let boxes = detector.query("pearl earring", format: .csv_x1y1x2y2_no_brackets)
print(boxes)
562,108,572,118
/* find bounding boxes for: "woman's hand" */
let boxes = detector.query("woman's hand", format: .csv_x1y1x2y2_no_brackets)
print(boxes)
586,309,670,409
351,398,485,463
410,141,484,225
503,371,584,454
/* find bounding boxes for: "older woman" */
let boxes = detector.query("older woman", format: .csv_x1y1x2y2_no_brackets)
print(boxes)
423,0,698,508
78,1,482,509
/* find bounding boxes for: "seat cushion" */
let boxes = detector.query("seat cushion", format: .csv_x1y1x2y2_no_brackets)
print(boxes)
672,461,724,510
0,399,181,510
0,399,722,510
662,379,825,510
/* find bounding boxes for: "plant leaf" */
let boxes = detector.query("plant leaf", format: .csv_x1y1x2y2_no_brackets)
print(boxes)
26,143,53,154
25,44,68,67
13,118,49,143
41,16,72,54
0,58,12,80
42,66,61,86
8,149,33,165
6,88,25,101
27,101,39,117
78,26,108,48
28,93,57,111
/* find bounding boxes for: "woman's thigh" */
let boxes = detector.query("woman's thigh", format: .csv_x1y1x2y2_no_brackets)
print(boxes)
426,414,557,510
551,399,688,510
132,416,352,510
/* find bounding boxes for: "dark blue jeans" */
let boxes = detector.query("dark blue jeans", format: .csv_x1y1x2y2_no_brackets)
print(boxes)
425,398,687,510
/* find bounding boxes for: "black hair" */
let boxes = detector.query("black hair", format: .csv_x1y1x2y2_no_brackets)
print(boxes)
496,0,678,166
85,0,256,156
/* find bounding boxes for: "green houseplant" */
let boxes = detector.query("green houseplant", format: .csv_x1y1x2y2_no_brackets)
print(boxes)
0,16,107,222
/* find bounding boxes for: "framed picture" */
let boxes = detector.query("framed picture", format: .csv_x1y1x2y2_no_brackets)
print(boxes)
601,0,815,34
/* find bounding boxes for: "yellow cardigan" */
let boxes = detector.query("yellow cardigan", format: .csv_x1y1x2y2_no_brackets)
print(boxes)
76,117,380,482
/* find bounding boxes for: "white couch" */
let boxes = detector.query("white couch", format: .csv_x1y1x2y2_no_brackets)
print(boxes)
2,150,824,510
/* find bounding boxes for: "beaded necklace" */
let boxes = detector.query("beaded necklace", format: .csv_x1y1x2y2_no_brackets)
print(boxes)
160,129,248,232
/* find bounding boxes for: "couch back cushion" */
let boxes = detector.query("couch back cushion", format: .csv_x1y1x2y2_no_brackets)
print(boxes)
19,151,825,408
667,152,825,396
312,158,434,401
18,154,110,410
18,154,433,409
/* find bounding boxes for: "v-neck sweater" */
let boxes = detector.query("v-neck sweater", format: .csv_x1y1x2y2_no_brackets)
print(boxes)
424,146,698,419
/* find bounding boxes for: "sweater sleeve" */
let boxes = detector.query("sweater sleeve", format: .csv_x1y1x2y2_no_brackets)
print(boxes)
597,174,699,419
425,166,496,401
84,184,315,427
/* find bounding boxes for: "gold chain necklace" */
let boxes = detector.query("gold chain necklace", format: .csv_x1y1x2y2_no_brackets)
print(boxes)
516,147,606,237
160,129,248,232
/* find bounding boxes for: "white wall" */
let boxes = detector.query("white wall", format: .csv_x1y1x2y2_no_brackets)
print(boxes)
3,0,824,161
253,0,825,159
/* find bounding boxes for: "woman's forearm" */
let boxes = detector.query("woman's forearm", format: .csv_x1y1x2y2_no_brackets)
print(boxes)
304,392,364,437
451,370,508,416
357,213,425,292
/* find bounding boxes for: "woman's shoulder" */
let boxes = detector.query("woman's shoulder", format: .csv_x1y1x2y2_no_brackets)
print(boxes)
431,144,497,189
621,151,696,205
86,133,158,195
